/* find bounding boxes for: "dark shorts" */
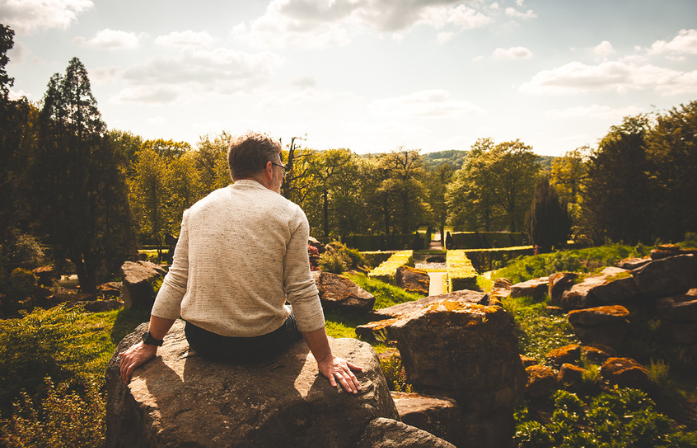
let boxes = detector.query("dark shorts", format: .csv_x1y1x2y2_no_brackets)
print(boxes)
184,311,302,364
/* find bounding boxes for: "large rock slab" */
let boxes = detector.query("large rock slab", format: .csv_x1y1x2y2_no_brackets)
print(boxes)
357,418,455,448
120,261,167,310
490,278,512,300
525,365,559,399
312,271,375,315
657,289,697,322
383,299,525,417
632,254,697,299
510,277,548,302
367,290,489,322
392,392,515,448
560,268,638,310
395,266,430,296
106,320,398,448
567,306,630,348
600,357,650,391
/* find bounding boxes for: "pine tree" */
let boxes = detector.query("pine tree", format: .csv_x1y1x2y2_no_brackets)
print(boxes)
525,175,572,253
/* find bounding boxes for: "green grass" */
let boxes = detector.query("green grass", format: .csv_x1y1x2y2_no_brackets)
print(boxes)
345,273,423,309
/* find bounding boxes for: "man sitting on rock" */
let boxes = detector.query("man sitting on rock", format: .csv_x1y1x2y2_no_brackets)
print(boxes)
118,132,362,394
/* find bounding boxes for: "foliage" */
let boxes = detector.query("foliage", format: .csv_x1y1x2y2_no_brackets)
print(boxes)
0,377,105,448
368,250,414,284
445,250,477,292
380,354,413,392
516,388,697,448
0,306,123,417
502,296,579,360
493,244,640,284
346,273,422,310
319,242,366,274
525,175,572,253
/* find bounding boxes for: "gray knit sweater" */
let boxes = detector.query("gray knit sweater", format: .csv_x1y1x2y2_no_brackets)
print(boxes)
151,180,325,337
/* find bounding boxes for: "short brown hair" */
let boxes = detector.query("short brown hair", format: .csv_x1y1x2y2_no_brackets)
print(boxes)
227,132,282,181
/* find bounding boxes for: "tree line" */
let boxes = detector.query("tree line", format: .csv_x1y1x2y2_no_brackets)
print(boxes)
2,23,696,294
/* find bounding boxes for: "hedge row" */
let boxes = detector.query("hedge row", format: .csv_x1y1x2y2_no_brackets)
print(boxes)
361,251,398,269
444,232,527,249
368,251,414,284
444,250,477,292
465,246,534,273
340,233,429,252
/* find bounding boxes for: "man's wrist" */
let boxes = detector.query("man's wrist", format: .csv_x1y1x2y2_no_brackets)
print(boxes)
142,331,164,346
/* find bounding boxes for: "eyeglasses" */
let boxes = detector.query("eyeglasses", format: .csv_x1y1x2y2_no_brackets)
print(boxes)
270,162,287,179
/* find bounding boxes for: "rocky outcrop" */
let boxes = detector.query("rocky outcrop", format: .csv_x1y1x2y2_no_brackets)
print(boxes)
120,261,167,310
366,290,489,322
559,268,639,310
525,365,559,399
548,272,578,306
545,344,581,368
558,363,585,392
631,254,696,299
510,277,548,301
600,357,651,391
376,298,525,447
395,266,430,296
312,271,375,315
490,278,512,300
356,418,455,448
567,305,630,348
657,289,697,345
581,344,616,364
106,320,399,448
391,392,515,448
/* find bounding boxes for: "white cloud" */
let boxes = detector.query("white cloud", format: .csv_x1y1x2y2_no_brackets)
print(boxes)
504,7,536,19
0,0,92,34
155,30,217,49
88,66,119,84
546,104,644,120
520,60,697,96
437,31,455,44
8,88,29,100
146,117,166,125
648,29,697,55
113,48,284,105
74,29,143,50
232,0,492,49
594,41,614,56
492,46,532,59
369,89,484,119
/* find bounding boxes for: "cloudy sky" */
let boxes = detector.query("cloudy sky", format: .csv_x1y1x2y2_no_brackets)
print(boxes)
2,0,697,156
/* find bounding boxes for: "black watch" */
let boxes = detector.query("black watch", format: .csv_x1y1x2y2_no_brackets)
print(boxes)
142,331,164,346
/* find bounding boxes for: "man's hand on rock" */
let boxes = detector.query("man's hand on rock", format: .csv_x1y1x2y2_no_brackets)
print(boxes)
318,354,363,394
118,341,157,383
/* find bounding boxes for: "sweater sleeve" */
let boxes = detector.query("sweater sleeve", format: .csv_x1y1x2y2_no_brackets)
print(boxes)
284,209,325,333
151,210,190,320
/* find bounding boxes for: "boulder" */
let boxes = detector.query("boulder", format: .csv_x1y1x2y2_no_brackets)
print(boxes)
632,254,697,299
560,268,639,310
97,282,122,298
544,344,581,368
367,290,489,322
656,289,697,322
383,299,525,418
356,318,399,343
548,272,578,306
32,265,57,287
567,306,630,348
312,271,375,315
510,277,549,301
356,418,455,448
581,344,616,364
600,357,651,391
520,355,537,368
659,320,697,345
558,363,585,392
106,320,399,448
491,278,512,300
120,261,167,310
395,266,430,296
525,365,559,399
391,392,515,448
618,257,652,270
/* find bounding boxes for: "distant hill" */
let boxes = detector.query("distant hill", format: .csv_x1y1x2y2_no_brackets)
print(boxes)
424,150,557,172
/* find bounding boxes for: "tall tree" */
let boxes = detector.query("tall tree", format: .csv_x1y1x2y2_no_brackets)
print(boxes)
130,146,169,249
166,151,204,232
195,131,233,194
580,115,652,245
525,175,572,252
33,57,135,293
378,148,429,234
425,162,456,232
646,101,697,242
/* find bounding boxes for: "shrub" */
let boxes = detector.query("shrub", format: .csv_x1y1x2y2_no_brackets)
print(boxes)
0,377,105,448
379,355,413,393
368,251,413,284
319,251,351,274
307,244,320,271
